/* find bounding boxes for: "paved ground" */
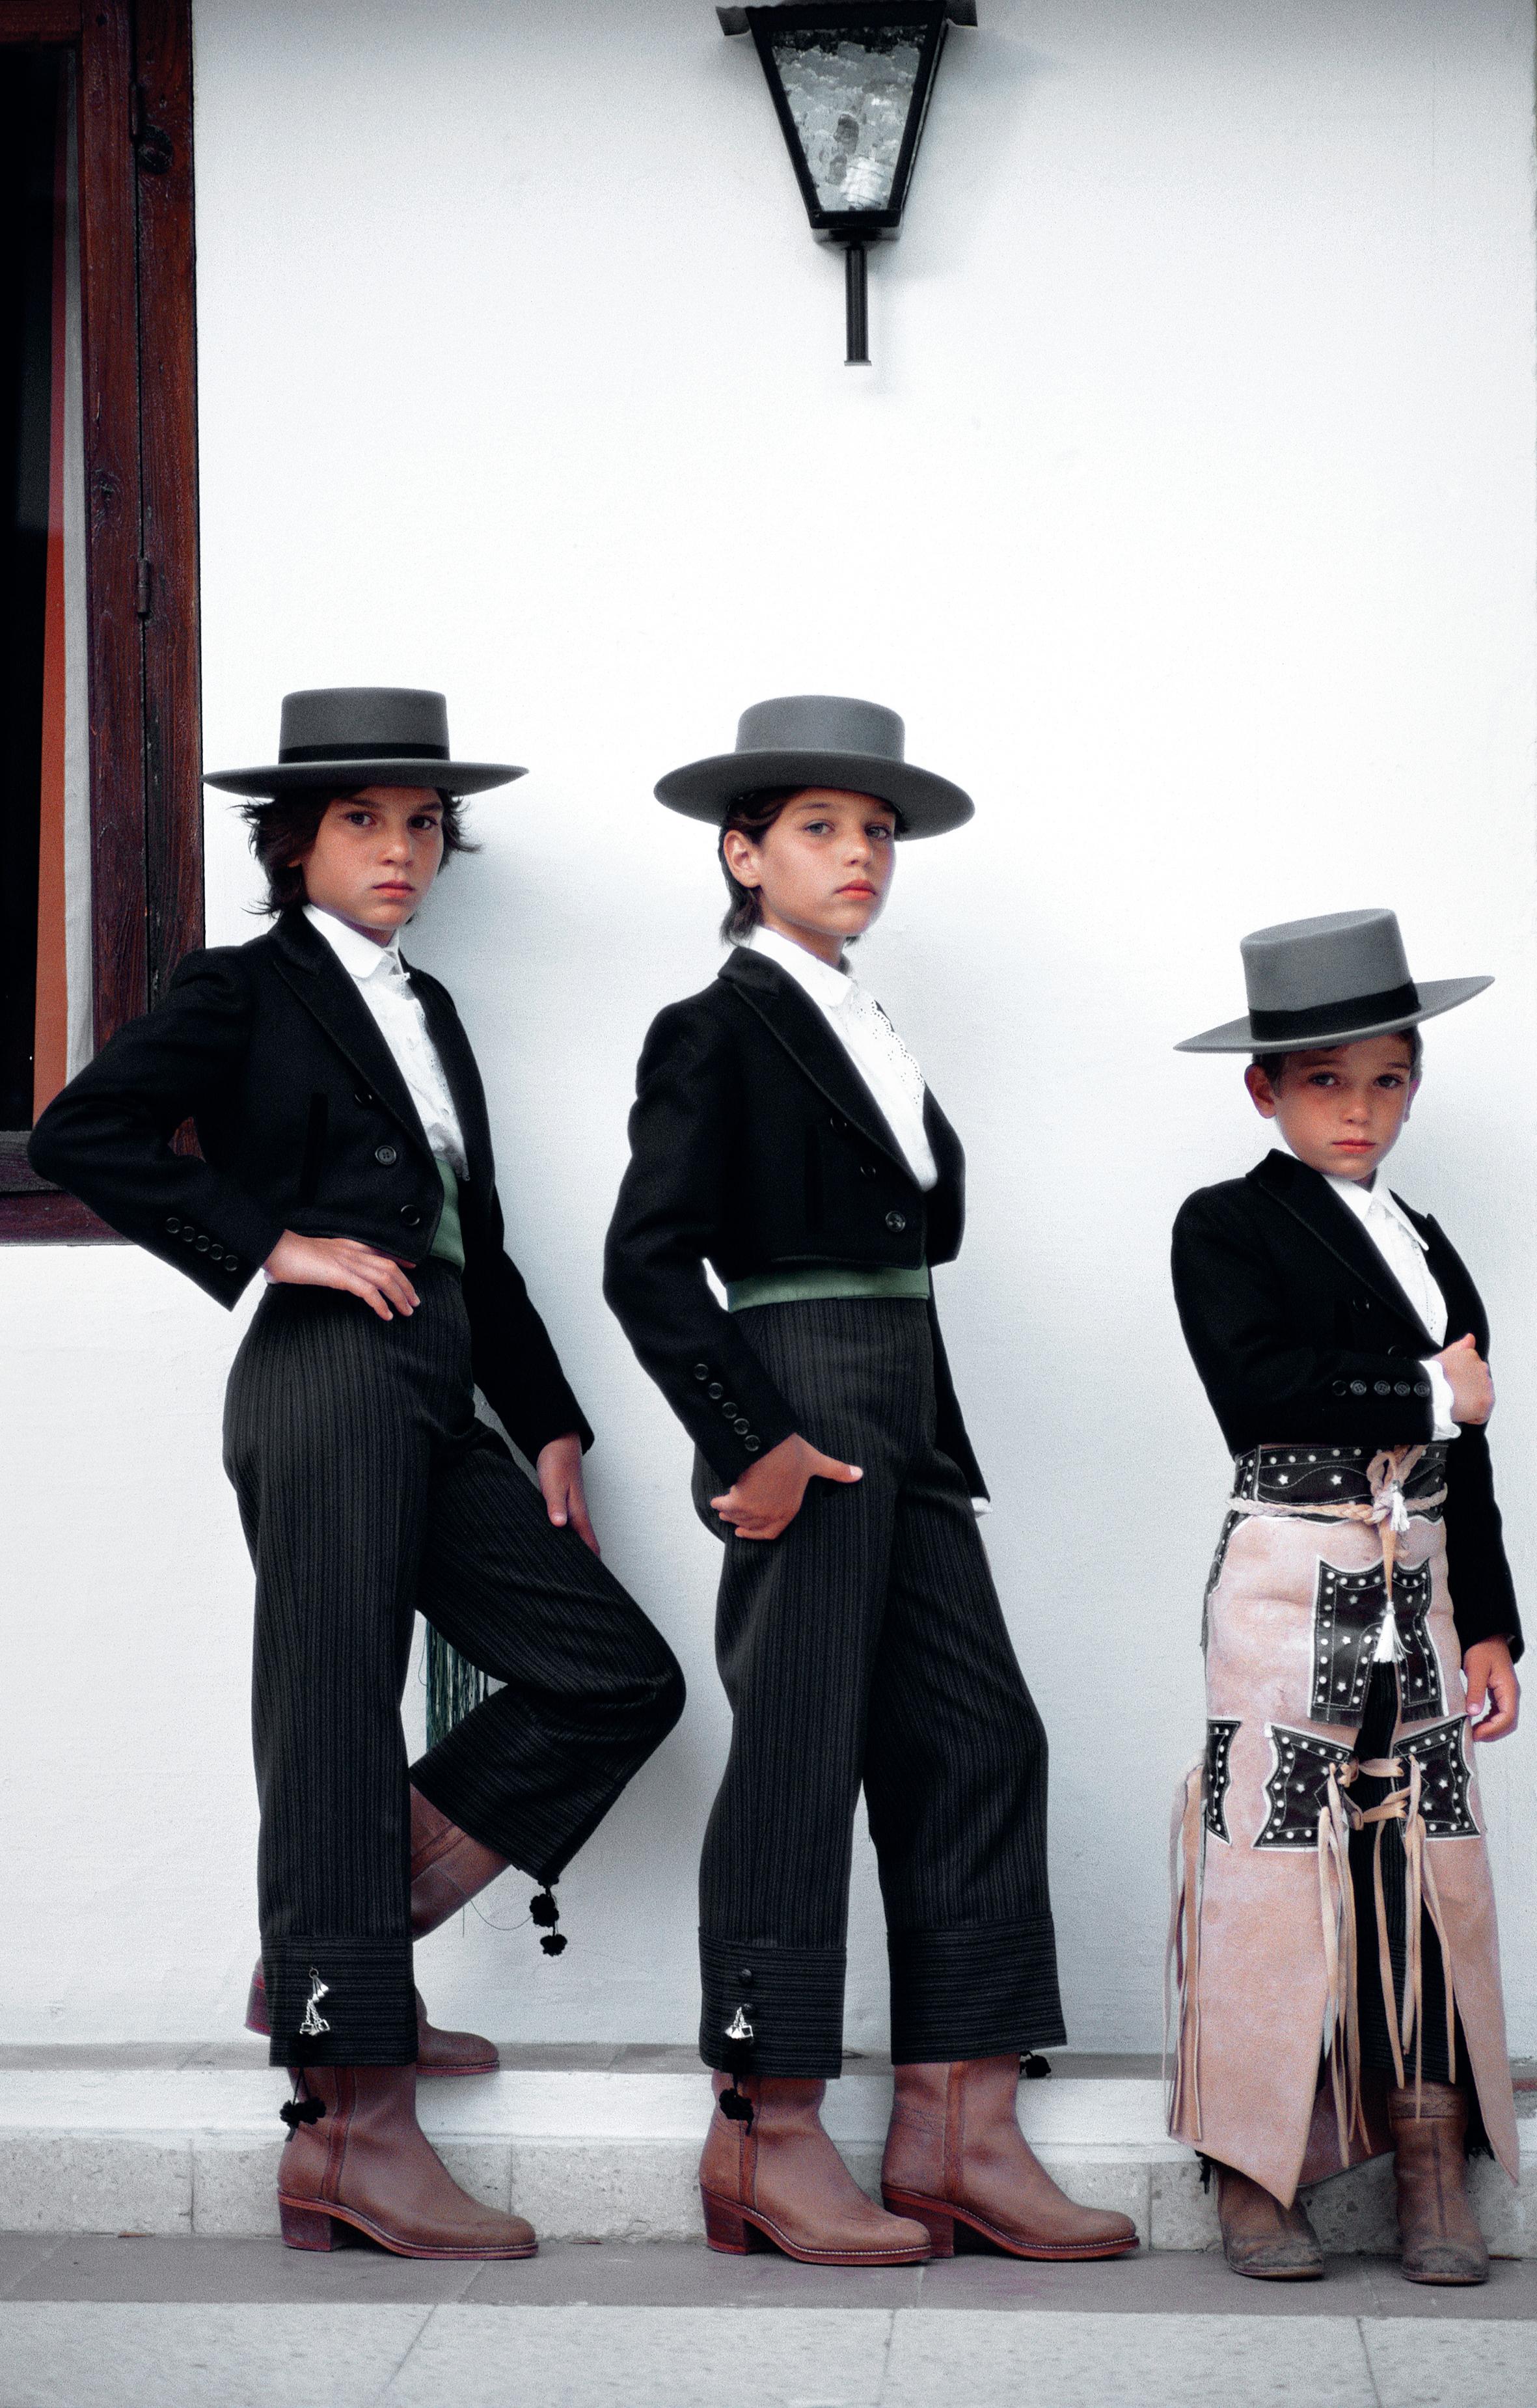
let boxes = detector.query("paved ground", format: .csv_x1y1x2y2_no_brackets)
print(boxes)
1,2237,1534,2407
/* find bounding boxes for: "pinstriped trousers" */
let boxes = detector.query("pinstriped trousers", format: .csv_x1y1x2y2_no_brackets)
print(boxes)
692,1298,1065,2079
223,1267,685,2069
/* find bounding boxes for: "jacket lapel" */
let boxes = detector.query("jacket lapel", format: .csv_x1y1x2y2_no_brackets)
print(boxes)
407,965,494,1184
720,946,912,1173
1251,1150,1438,1348
267,910,428,1149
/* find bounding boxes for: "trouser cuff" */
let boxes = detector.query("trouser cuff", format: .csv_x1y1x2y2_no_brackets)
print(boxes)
888,1915,1067,2064
263,1936,417,2068
699,1934,847,2079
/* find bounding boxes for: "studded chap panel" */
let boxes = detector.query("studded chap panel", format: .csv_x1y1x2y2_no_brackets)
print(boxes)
1398,1716,1480,1839
1203,1719,1240,1842
1255,1724,1357,1850
1309,1559,1388,1727
1390,1564,1445,1723
1307,1556,1443,1729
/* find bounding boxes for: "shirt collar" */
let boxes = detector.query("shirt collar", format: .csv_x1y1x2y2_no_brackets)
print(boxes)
1323,1167,1428,1253
745,924,853,1011
305,903,403,983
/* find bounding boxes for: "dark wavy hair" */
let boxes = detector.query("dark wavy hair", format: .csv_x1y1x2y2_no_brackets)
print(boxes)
240,788,475,916
1251,1026,1422,1088
716,786,906,942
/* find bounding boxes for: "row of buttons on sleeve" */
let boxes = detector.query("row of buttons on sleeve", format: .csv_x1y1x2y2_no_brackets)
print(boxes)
692,1363,761,1453
165,1216,242,1276
1331,1376,1431,1398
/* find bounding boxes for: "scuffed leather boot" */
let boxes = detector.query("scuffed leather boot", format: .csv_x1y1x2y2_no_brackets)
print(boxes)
882,2057,1139,2261
1215,2165,1325,2279
410,1787,512,1937
1389,2082,1489,2285
699,2074,931,2265
277,2064,536,2259
245,1962,497,2076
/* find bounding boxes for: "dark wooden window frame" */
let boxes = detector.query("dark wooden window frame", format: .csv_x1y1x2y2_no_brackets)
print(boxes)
0,0,201,1240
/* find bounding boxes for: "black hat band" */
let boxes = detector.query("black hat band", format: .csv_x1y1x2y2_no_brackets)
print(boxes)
277,740,449,765
1249,980,1421,1044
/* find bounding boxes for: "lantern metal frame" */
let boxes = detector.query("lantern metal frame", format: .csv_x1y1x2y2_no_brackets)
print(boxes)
718,1,976,363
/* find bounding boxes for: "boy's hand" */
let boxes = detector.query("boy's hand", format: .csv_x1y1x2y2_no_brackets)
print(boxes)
1463,1639,1519,1742
1434,1334,1494,1425
537,1432,600,1555
264,1230,419,1321
711,1432,862,1542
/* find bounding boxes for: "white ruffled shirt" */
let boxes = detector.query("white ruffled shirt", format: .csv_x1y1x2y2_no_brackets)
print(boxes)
745,926,938,1191
305,905,467,1175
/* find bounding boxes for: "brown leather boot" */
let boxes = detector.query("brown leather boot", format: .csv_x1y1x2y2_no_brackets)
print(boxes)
881,2057,1139,2261
277,2064,537,2258
245,1962,498,2076
410,1788,511,1937
1389,2082,1489,2285
1215,2164,1325,2279
699,2074,931,2265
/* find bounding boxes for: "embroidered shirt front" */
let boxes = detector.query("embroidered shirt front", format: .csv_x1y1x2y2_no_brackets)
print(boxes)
305,905,468,1175
745,925,938,1192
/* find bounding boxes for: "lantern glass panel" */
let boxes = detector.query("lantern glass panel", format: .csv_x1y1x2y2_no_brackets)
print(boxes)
767,24,927,215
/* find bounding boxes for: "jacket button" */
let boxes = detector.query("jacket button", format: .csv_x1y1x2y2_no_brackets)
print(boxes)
400,1207,423,1227
165,1216,180,1234
735,1418,750,1435
1331,1380,1348,1395
195,1235,210,1252
181,1227,195,1243
1350,1380,1367,1396
694,1365,709,1381
722,1401,737,1415
227,1259,241,1276
375,1144,398,1166
860,1163,878,1181
1372,1380,1391,1395
355,1088,374,1105
1393,1382,1411,1396
1415,1382,1430,1397
743,1438,760,1454
739,1968,754,1985
707,1383,724,1400
886,1211,906,1231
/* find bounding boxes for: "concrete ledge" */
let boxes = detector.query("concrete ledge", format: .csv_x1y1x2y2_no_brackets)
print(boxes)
0,2053,1530,2251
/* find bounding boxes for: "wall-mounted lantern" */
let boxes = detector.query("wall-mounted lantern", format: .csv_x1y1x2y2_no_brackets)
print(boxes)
717,2,976,365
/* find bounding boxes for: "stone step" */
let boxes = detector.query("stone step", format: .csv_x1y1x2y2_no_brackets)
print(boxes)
0,2047,1531,2255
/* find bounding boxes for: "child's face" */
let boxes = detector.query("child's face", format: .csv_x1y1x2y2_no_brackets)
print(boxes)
294,786,445,940
723,788,897,961
1244,1033,1419,1183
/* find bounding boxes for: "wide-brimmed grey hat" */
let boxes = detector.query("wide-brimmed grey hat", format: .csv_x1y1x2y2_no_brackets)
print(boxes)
655,694,973,838
204,687,524,799
1177,909,1491,1053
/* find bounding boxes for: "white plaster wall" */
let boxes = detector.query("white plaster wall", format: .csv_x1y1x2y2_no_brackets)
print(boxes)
3,0,1534,2057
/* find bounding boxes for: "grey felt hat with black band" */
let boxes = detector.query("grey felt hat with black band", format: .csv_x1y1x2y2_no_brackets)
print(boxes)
204,687,525,799
1177,909,1491,1054
655,694,973,838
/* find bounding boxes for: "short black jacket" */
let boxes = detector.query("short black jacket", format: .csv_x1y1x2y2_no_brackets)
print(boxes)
603,945,985,1494
1173,1148,1520,1656
28,907,590,1464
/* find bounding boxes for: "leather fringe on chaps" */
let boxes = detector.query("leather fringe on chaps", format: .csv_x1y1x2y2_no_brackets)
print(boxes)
1166,1443,1517,2206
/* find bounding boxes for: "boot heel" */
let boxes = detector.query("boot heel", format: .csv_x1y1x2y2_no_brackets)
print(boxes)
700,2188,758,2254
884,2191,955,2257
279,2200,337,2252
